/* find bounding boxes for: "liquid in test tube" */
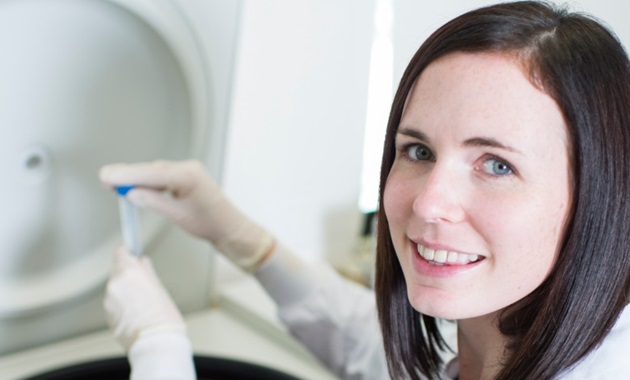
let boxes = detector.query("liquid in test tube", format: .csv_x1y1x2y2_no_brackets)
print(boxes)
116,185,142,256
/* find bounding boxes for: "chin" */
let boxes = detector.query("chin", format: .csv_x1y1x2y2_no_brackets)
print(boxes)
409,296,455,319
408,294,486,320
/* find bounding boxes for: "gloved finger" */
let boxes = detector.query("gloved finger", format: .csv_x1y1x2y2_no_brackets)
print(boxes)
126,187,191,222
111,246,132,274
109,250,160,297
99,160,200,195
111,246,141,274
108,252,136,298
99,161,168,190
139,256,162,284
127,187,219,240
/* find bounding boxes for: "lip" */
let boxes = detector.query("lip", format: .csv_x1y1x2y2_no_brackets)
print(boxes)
410,240,484,278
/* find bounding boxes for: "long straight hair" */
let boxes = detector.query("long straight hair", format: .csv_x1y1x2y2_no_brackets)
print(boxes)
375,2,630,379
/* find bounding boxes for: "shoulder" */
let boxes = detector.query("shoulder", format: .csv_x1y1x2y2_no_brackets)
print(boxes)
558,304,630,379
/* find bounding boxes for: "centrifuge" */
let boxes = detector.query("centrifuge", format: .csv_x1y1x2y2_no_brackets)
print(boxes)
0,0,336,378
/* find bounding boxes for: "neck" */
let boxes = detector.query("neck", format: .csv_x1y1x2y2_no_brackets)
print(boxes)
456,313,507,380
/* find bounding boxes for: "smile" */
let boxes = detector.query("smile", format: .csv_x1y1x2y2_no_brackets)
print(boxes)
417,243,482,265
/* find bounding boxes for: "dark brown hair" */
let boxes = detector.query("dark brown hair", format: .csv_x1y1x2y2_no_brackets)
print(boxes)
375,1,630,379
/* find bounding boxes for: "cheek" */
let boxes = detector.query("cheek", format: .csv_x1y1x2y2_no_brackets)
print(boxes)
382,184,399,222
477,193,568,273
383,172,414,228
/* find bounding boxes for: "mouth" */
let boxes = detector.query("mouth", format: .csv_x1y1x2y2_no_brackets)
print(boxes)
416,243,484,266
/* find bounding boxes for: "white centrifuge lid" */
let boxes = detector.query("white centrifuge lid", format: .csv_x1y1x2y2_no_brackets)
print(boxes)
0,0,211,317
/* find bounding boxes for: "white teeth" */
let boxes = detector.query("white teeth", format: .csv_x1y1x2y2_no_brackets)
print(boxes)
417,244,481,265
434,250,447,263
424,248,434,260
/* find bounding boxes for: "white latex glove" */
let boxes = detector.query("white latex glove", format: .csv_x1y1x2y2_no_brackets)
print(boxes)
100,160,274,272
104,247,186,351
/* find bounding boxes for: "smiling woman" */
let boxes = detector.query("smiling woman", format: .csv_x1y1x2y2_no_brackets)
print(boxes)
376,1,630,379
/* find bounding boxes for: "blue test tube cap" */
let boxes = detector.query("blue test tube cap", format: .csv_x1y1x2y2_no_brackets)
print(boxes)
115,185,135,196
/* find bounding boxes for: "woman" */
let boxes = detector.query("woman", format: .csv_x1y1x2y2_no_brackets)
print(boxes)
375,1,630,379
101,1,630,379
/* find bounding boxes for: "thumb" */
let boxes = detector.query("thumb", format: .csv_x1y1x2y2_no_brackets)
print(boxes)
127,187,210,239
127,188,189,222
112,246,139,274
139,256,161,284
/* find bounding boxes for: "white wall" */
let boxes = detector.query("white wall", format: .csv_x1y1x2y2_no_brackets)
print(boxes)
222,0,630,265
223,0,376,264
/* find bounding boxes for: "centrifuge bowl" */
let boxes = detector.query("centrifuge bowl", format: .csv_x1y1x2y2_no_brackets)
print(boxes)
22,355,302,380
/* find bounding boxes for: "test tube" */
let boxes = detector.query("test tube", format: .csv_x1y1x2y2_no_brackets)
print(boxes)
116,185,142,256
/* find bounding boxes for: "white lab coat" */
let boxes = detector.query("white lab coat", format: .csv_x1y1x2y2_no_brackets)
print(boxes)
255,244,390,380
129,244,630,379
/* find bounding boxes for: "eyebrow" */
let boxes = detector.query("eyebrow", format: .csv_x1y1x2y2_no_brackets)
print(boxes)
397,127,429,141
396,127,523,155
462,137,523,155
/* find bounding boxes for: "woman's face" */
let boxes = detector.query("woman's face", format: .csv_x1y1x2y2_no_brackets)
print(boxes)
383,52,572,320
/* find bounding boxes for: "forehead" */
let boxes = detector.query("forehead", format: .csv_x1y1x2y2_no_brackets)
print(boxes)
401,51,568,148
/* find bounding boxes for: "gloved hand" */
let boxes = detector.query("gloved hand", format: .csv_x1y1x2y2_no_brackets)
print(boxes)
104,247,186,351
99,159,275,272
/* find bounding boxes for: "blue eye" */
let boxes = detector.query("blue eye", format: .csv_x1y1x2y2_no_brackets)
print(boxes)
407,144,434,161
482,158,512,176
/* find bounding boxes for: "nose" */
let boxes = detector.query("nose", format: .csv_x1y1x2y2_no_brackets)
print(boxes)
412,163,465,224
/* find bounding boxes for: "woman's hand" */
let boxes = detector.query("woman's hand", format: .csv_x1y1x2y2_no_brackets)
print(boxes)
99,160,274,272
104,247,186,351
